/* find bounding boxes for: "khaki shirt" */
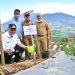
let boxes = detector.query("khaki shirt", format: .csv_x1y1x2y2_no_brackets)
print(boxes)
22,20,33,37
34,21,51,36
22,20,33,26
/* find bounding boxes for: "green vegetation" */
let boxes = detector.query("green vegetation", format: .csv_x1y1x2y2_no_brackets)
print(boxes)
58,38,75,56
63,39,75,56
52,37,75,56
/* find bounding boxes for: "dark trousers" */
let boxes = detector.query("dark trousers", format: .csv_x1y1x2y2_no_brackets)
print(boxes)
4,53,13,64
14,45,24,62
4,45,24,64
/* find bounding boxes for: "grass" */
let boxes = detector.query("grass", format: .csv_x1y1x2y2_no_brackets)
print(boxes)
53,37,75,56
62,38,75,56
64,45,75,56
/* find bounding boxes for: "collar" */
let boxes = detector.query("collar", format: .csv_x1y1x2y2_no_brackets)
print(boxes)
37,19,43,23
13,17,20,22
25,19,30,23
7,32,13,38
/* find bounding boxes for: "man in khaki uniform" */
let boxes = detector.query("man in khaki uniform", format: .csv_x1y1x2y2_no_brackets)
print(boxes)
22,12,33,59
34,13,51,58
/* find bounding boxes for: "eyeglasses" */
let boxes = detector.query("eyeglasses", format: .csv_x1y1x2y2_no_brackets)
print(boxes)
25,16,30,17
10,28,16,31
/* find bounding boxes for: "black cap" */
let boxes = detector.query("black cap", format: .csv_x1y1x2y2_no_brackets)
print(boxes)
9,24,16,29
24,12,30,16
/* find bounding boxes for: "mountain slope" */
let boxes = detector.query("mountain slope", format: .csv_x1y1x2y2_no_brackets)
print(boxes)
2,12,75,32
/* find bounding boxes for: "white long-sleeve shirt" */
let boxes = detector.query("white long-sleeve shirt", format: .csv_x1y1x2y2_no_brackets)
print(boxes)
2,32,21,52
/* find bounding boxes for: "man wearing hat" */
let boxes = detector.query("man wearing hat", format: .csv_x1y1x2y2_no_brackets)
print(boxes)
34,13,51,58
2,24,27,64
22,12,33,59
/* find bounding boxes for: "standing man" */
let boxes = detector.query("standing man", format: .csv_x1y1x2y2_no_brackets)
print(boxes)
22,12,33,59
34,13,51,58
9,9,23,39
2,24,27,64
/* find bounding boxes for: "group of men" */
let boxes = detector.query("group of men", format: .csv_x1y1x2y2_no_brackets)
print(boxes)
2,9,51,64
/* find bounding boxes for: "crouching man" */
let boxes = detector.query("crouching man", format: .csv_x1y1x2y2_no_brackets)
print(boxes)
2,24,27,64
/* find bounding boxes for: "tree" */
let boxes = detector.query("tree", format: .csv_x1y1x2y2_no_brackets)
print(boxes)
0,19,5,65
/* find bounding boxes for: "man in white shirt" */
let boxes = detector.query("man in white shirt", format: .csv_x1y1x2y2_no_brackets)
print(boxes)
2,24,27,64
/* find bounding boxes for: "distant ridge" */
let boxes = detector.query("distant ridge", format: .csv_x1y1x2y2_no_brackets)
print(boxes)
2,12,75,32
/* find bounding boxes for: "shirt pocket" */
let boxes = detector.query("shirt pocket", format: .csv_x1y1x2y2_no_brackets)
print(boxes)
5,41,11,49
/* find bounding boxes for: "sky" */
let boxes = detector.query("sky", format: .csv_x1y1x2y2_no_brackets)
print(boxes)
0,0,75,23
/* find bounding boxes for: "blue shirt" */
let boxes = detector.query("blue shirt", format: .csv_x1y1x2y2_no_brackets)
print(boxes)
9,18,23,38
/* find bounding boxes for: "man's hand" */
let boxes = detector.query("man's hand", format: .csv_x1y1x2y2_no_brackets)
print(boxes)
47,35,51,40
5,49,12,55
18,44,27,50
28,22,32,25
23,46,27,49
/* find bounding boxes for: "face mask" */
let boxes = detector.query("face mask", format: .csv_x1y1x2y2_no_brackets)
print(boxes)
15,15,20,19
37,19,43,22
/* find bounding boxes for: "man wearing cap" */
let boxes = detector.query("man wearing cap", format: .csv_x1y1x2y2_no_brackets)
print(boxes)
34,13,51,58
9,9,23,39
22,12,33,59
2,24,27,64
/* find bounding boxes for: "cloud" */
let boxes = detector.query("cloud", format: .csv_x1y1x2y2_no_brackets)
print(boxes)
0,7,31,23
0,10,13,24
33,3,75,15
1,2,75,23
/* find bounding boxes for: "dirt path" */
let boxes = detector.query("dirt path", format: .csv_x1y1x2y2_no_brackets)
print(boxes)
14,51,75,75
